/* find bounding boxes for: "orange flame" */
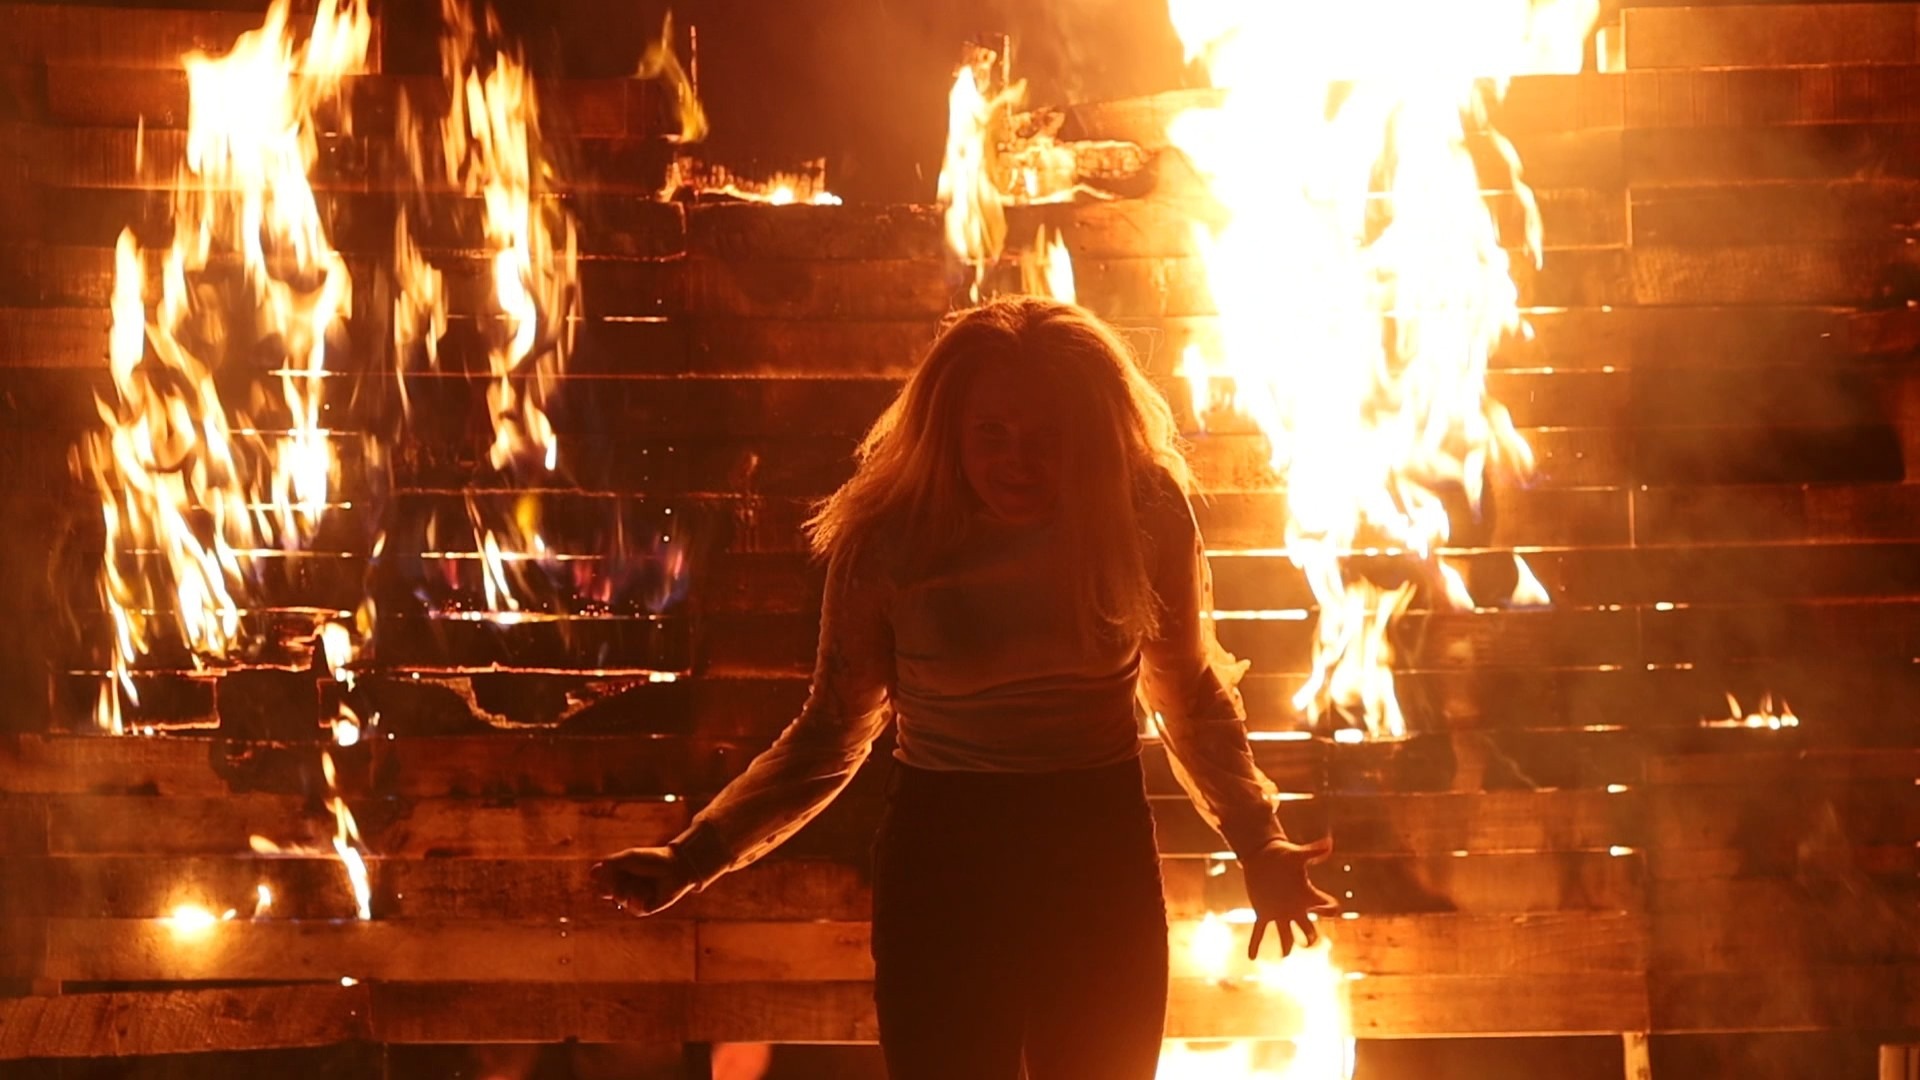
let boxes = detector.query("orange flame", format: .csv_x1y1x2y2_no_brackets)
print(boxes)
77,0,370,728
396,0,578,477
1161,910,1354,1078
937,49,1021,301
1708,692,1800,730
636,10,708,144
1166,1,1595,737
1019,224,1077,303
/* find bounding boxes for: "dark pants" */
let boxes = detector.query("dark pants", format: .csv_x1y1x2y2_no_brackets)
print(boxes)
871,757,1169,1080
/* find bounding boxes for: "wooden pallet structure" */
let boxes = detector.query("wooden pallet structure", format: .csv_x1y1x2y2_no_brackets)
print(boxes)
2,0,1920,1070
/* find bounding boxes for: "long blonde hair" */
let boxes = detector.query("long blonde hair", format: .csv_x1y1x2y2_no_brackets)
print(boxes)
806,297,1192,641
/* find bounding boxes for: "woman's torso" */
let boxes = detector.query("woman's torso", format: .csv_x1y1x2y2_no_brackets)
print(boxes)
885,513,1144,772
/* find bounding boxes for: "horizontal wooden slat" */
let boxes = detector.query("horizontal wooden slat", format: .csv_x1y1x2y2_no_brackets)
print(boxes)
0,985,369,1059
1623,4,1920,69
46,968,1900,1055
0,847,1650,922
30,916,695,984
3,793,689,859
0,5,279,69
37,71,653,139
692,912,1648,984
1649,967,1920,1032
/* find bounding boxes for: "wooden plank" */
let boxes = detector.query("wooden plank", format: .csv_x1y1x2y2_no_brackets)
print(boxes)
1196,489,1631,549
687,981,878,1043
1624,124,1920,184
1635,483,1920,544
23,127,669,196
1631,242,1920,305
1331,851,1646,914
0,973,1668,1051
1246,659,1920,735
1646,746,1920,785
1650,967,1920,1032
1349,973,1650,1036
0,985,369,1059
2,785,1645,864
1626,67,1920,128
1215,608,1641,674
1646,781,1920,851
691,912,1647,984
686,203,943,262
1299,790,1642,855
32,917,694,983
21,793,688,858
366,981,687,1044
1623,5,1920,69
1650,881,1920,970
0,185,690,261
0,852,1233,923
689,317,936,377
1213,543,1920,610
1632,181,1920,246
0,5,274,69
39,71,648,139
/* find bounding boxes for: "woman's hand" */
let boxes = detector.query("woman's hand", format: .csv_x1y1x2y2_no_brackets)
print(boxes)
1243,836,1339,960
589,846,697,917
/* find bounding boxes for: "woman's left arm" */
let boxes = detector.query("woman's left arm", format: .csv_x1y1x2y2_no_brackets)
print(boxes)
1139,485,1338,957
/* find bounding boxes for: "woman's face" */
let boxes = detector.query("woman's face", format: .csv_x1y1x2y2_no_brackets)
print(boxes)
959,360,1064,525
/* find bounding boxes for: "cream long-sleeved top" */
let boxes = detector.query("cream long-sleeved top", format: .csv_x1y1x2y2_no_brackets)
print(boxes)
671,476,1289,888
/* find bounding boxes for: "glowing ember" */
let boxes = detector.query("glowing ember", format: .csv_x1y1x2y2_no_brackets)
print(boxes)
1165,0,1595,737
164,903,237,939
76,0,370,728
1708,692,1799,730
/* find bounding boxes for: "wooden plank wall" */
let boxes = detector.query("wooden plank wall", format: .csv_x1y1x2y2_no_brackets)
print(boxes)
0,0,1918,1064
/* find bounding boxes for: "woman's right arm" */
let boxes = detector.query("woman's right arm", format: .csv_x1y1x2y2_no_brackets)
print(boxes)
593,540,894,912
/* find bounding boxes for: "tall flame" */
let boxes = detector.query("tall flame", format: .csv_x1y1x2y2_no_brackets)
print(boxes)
398,0,578,477
937,48,1021,301
77,0,370,728
1166,0,1595,737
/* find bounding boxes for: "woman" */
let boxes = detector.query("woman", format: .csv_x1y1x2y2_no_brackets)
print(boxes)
592,297,1336,1079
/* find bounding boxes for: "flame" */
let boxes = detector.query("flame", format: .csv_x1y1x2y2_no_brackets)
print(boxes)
1709,692,1800,730
321,751,372,920
1019,224,1077,303
636,10,708,143
164,903,238,939
1160,910,1354,1078
637,17,842,207
319,621,355,686
77,0,369,726
399,0,577,477
1164,0,1593,738
937,48,1021,301
1508,553,1552,608
664,162,844,205
254,884,274,918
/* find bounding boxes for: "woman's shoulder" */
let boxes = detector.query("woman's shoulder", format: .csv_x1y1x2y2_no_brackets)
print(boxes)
1136,461,1197,538
828,518,908,589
